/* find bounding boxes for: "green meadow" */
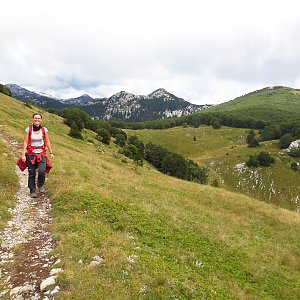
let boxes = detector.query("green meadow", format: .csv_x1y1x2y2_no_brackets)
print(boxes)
128,126,300,212
0,93,300,299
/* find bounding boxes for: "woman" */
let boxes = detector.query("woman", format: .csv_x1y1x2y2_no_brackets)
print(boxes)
21,113,54,198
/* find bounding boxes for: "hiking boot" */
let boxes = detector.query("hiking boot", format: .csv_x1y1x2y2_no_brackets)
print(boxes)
30,191,37,198
38,186,45,193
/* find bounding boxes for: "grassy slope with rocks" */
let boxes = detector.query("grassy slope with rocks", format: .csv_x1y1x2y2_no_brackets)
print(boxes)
128,126,300,212
200,86,300,124
0,138,18,230
0,93,300,299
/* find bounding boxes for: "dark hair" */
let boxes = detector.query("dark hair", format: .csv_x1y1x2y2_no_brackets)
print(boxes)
32,113,42,119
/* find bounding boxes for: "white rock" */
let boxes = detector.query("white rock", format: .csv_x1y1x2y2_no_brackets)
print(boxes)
10,286,21,296
51,286,60,294
19,284,35,293
40,276,57,291
50,268,62,276
78,259,83,264
92,256,104,263
287,139,300,151
88,260,101,267
53,259,61,265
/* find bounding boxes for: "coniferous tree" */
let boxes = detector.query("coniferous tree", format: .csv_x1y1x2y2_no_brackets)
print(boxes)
247,129,259,147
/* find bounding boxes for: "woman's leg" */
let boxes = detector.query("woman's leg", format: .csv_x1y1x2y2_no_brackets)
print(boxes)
37,156,47,189
26,155,37,192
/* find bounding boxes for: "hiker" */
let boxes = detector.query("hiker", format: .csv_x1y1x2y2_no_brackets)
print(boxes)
21,113,54,198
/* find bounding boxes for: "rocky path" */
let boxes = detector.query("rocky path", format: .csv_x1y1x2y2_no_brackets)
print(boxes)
0,132,61,299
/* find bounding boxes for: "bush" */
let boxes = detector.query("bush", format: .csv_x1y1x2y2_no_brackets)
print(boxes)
211,117,221,129
260,124,281,141
186,160,208,184
257,151,275,166
211,179,219,187
122,144,143,166
161,153,188,180
290,161,299,171
246,155,259,167
115,134,127,147
247,129,259,147
145,143,169,170
69,122,83,139
279,133,295,149
96,128,111,145
288,147,300,157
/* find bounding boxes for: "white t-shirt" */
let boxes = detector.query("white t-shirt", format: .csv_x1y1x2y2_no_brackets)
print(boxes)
25,126,48,154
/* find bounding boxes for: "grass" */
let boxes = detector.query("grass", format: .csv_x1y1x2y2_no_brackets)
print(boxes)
0,138,18,230
0,93,300,299
127,126,300,212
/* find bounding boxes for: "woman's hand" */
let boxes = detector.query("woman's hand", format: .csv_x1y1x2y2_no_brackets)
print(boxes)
50,153,55,159
21,155,26,163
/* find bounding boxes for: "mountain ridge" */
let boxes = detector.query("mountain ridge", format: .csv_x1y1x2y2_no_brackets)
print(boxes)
5,84,211,121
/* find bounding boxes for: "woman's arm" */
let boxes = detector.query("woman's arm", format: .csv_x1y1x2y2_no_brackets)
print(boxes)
21,132,29,162
45,132,54,159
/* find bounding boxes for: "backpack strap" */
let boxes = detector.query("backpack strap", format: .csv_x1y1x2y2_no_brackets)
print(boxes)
28,124,33,147
41,126,46,146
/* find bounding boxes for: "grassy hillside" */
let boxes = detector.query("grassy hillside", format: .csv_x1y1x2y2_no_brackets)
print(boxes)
128,126,300,212
0,93,300,299
201,86,300,123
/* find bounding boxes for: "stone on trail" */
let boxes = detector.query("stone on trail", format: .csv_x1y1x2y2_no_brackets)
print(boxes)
40,276,57,291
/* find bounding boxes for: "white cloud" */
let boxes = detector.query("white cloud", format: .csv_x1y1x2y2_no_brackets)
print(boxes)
1,0,300,104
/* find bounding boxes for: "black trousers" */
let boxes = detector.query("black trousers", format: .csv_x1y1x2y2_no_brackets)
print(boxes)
26,155,46,192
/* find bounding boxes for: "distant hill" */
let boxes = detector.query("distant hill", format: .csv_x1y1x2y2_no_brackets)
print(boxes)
200,86,300,124
5,84,211,121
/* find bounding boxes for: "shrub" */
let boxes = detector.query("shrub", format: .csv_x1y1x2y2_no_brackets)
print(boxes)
279,133,295,149
288,147,300,157
96,128,111,145
211,179,219,187
69,122,83,140
290,161,299,171
122,144,143,166
145,143,169,170
246,129,259,147
260,124,281,141
115,134,126,147
257,151,275,166
211,117,221,129
186,160,208,184
246,155,259,167
161,153,188,180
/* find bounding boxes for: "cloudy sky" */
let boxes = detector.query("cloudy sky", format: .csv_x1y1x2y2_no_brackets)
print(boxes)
1,0,300,104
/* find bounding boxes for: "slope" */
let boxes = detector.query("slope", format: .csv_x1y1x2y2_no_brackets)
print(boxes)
128,126,300,212
0,93,300,299
200,86,300,124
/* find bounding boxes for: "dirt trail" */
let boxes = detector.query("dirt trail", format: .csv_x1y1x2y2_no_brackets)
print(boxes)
0,132,60,299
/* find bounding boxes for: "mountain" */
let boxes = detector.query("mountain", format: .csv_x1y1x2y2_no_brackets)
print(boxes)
81,89,211,121
5,84,211,121
5,84,65,109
